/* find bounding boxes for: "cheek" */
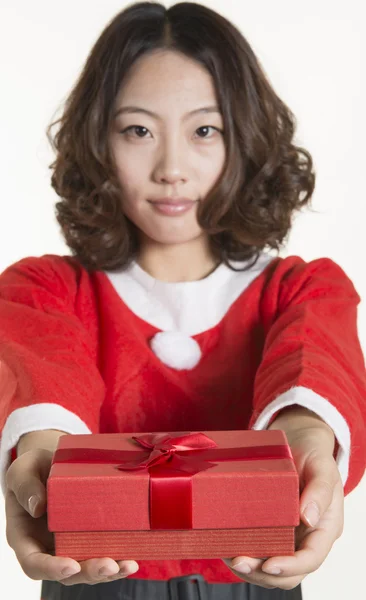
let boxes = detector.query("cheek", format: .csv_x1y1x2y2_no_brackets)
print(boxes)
115,161,142,193
205,150,226,180
189,152,225,194
112,164,138,209
120,194,141,221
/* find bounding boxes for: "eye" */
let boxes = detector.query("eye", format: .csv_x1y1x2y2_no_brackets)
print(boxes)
120,125,151,138
119,125,223,139
195,126,223,138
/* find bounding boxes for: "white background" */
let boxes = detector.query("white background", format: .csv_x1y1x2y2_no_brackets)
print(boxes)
0,1,365,598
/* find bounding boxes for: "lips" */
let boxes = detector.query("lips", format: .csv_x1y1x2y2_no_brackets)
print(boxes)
149,197,196,204
148,197,197,216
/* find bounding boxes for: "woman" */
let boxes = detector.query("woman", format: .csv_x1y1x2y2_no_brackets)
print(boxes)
1,2,365,599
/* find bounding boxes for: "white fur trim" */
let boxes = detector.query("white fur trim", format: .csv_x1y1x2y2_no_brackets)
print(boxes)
251,386,351,488
0,404,91,495
150,331,202,370
104,252,275,336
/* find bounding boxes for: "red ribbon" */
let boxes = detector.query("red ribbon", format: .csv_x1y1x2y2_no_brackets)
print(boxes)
53,432,292,530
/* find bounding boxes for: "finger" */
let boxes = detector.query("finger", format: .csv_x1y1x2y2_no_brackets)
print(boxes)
223,558,305,589
99,561,140,584
261,481,344,578
261,527,332,578
222,556,264,574
116,560,139,576
93,560,139,584
5,492,51,553
299,453,340,528
60,559,139,586
22,551,81,581
5,449,53,517
60,558,119,585
6,491,81,581
244,574,305,591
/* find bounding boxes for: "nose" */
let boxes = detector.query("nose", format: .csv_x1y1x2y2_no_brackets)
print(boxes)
153,138,188,185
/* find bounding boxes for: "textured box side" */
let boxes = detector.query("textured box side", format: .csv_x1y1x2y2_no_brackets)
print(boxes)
54,527,296,560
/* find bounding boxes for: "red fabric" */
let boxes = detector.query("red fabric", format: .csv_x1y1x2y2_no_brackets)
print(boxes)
0,253,366,583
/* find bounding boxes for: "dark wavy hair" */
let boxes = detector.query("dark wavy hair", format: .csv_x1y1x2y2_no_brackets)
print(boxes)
46,1,316,273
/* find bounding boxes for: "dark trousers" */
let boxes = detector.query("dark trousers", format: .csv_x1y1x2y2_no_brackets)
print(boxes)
41,574,303,600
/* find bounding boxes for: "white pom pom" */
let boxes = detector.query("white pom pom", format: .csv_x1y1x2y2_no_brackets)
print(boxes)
150,331,202,370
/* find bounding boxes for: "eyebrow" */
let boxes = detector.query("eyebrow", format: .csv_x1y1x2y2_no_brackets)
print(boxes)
113,105,221,120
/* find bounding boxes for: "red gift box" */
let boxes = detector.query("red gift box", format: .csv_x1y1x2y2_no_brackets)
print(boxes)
47,430,299,560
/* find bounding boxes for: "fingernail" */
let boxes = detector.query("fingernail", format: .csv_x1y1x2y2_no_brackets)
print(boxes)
28,495,39,516
61,567,79,576
119,561,139,575
231,560,251,574
120,565,137,576
262,565,282,575
303,501,320,527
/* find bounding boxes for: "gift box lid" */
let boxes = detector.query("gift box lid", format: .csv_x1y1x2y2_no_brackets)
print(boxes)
47,429,299,532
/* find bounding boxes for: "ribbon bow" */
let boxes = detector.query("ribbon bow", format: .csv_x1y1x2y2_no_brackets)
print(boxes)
117,432,219,474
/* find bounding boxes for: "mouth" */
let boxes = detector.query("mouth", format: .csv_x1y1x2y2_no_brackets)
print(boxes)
147,199,197,216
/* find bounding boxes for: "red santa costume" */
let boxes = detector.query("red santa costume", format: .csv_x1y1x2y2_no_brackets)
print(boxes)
0,250,365,584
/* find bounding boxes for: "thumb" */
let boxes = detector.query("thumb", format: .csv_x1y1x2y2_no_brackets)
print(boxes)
5,448,53,518
299,451,339,528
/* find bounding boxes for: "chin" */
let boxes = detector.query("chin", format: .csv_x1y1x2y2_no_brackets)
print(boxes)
142,225,204,246
150,234,201,245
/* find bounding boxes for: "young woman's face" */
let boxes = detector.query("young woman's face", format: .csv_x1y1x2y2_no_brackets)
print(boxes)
108,50,226,248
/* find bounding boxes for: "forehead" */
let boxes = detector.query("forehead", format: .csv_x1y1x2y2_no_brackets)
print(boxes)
114,50,220,114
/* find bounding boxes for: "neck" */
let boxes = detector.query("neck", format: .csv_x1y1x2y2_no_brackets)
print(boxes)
136,236,220,282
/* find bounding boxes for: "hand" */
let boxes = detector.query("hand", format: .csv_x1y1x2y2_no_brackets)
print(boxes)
5,447,140,585
222,408,344,589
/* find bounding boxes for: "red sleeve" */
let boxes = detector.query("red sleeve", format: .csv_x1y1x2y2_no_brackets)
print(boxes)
0,254,105,436
248,256,366,497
